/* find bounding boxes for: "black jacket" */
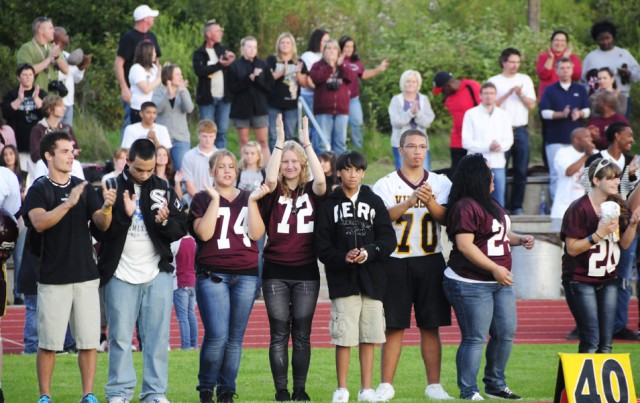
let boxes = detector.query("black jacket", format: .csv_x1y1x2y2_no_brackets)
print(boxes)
228,56,274,119
92,167,188,285
315,185,396,300
192,42,232,104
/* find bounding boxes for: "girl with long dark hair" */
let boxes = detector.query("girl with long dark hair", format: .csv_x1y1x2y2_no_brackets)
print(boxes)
443,153,534,400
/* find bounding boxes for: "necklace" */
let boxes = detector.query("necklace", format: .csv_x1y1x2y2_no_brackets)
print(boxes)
290,187,303,215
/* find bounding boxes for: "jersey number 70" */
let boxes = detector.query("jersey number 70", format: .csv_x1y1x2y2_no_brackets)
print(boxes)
396,212,438,254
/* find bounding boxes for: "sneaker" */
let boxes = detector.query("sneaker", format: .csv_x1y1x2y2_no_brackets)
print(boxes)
131,344,138,352
275,390,291,401
200,389,214,403
151,397,171,403
0,387,4,403
107,397,129,403
465,392,484,401
217,391,238,403
38,396,52,403
485,387,521,400
291,389,310,401
425,384,453,400
14,297,24,305
80,393,99,403
613,327,639,341
565,327,579,340
375,383,395,401
97,340,109,353
55,350,69,355
332,388,350,403
357,389,377,402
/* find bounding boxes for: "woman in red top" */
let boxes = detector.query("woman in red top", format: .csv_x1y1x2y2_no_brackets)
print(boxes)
536,30,582,100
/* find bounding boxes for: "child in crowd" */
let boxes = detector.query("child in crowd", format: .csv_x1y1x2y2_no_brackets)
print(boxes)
315,151,396,403
319,151,339,191
237,141,266,192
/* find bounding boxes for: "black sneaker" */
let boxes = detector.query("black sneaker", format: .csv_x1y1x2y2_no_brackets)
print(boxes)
613,327,639,341
566,327,579,340
486,387,521,400
217,391,238,403
200,389,214,403
291,389,310,401
0,387,4,403
13,297,24,305
275,389,291,401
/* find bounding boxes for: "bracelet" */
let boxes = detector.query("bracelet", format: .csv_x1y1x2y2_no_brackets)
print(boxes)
588,234,597,245
303,143,311,149
101,206,112,215
595,232,604,239
274,145,283,151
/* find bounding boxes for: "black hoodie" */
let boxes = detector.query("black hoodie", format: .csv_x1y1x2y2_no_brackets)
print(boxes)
315,185,396,300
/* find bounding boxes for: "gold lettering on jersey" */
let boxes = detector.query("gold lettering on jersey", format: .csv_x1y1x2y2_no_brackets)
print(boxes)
393,195,428,208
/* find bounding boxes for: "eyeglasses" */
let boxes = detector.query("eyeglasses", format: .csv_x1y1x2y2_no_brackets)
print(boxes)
402,144,428,151
593,158,612,177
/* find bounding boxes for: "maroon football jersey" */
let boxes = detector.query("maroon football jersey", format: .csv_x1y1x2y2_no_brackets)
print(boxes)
259,181,321,266
447,197,512,281
189,190,258,270
561,194,621,284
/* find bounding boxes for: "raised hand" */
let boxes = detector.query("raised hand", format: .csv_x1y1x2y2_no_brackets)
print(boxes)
102,183,117,209
202,181,220,202
66,181,88,207
123,189,137,217
299,116,310,146
275,113,285,145
33,85,43,108
415,182,433,205
249,183,272,202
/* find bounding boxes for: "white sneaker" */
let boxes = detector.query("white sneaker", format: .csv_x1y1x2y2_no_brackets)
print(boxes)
358,389,377,402
97,340,109,353
425,384,453,400
131,344,138,352
375,383,395,401
468,392,484,401
333,388,350,403
107,398,129,403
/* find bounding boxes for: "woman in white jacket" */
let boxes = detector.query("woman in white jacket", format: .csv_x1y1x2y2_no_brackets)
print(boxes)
388,70,435,169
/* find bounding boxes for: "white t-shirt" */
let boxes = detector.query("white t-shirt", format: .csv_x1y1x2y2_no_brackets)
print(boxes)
128,63,159,110
550,146,587,219
206,48,224,98
0,167,21,216
300,51,321,98
373,170,451,258
115,183,161,284
59,51,85,107
121,122,172,149
488,73,536,126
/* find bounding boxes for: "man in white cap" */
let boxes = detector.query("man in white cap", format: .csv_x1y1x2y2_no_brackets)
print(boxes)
114,5,161,131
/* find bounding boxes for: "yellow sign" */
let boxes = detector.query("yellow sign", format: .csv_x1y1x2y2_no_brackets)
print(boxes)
554,353,637,403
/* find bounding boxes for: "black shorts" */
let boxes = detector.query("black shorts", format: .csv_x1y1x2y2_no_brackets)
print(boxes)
383,254,451,329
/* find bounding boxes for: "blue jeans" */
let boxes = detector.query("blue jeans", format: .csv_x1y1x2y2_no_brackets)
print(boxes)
23,294,38,354
196,273,258,394
105,272,173,402
505,126,529,211
199,98,231,150
348,97,364,149
443,277,517,399
263,278,319,391
173,286,198,350
315,114,348,155
491,168,506,207
13,228,26,297
392,147,431,171
268,107,298,150
62,105,74,127
564,280,617,353
615,235,637,333
121,99,131,137
170,140,191,172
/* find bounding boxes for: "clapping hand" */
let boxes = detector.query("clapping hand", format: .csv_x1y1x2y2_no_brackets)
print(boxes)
101,183,117,209
123,190,137,217
66,181,88,207
299,116,310,146
249,183,272,202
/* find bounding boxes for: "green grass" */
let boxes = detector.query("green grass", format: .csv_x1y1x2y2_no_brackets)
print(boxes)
5,344,640,402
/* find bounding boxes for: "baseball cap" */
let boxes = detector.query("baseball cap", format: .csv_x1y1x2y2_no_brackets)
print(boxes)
134,5,159,21
432,71,453,95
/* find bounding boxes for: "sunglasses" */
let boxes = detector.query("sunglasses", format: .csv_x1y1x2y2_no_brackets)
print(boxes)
593,158,612,178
